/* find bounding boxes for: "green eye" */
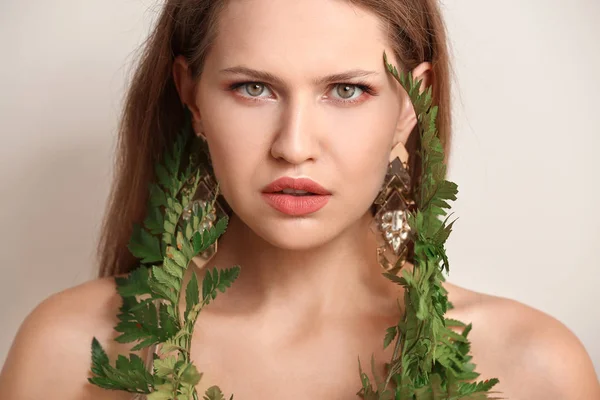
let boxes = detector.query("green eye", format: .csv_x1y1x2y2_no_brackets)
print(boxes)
244,83,266,97
335,84,360,99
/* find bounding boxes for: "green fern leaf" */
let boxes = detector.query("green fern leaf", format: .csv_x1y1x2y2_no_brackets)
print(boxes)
204,386,226,400
128,223,163,264
185,270,200,321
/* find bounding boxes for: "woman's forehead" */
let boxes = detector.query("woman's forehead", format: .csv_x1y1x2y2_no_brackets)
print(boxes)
208,0,390,77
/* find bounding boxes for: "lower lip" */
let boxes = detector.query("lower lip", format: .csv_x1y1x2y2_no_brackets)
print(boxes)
261,193,331,216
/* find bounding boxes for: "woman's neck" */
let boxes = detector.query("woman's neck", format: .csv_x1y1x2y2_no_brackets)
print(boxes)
193,213,406,321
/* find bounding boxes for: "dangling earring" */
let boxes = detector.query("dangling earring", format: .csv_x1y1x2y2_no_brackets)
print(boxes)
180,130,227,261
371,141,417,275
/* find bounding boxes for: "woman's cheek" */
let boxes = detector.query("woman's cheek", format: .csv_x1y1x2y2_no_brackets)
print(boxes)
335,141,387,203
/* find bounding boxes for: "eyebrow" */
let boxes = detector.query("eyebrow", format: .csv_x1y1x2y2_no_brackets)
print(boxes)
219,66,379,86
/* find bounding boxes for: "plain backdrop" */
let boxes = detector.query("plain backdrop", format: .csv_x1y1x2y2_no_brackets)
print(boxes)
1,0,598,377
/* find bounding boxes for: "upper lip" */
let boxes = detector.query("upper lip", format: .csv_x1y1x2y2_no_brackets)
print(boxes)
262,177,331,195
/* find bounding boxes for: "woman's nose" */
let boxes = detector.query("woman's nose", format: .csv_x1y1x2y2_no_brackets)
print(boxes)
270,96,321,165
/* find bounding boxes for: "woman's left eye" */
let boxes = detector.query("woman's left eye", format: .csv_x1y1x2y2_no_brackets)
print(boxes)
228,82,375,104
331,84,365,101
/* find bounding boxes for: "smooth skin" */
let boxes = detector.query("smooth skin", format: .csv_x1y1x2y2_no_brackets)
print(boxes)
1,0,598,399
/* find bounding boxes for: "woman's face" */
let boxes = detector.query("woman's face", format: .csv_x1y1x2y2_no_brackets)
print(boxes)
175,0,428,250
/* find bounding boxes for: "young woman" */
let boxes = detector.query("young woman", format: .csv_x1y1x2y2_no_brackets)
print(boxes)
1,0,598,399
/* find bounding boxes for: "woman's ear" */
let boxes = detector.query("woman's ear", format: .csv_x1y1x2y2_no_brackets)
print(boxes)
392,61,433,147
172,55,204,135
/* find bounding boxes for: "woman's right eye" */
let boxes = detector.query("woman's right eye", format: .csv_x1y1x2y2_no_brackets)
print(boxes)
229,82,273,100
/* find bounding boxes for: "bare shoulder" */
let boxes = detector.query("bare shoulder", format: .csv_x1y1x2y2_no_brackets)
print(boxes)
0,275,139,399
443,281,600,400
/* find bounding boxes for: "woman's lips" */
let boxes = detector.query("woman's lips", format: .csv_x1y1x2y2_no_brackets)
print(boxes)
262,176,331,195
261,177,331,216
261,192,330,216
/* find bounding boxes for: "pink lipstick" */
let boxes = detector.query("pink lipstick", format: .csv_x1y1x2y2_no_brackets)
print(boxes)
261,177,331,216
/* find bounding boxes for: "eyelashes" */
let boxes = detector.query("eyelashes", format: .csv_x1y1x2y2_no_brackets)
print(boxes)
226,81,378,105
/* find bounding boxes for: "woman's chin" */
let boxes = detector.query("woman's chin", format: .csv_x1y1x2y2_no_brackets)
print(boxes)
251,224,338,251
265,231,334,251
225,208,351,251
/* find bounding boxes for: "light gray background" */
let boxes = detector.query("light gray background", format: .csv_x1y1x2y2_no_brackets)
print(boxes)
1,0,598,376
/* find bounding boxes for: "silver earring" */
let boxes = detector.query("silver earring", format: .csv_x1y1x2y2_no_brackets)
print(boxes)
370,142,416,275
180,131,225,261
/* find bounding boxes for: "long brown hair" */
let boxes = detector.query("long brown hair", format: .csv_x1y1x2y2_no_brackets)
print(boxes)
96,0,454,277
